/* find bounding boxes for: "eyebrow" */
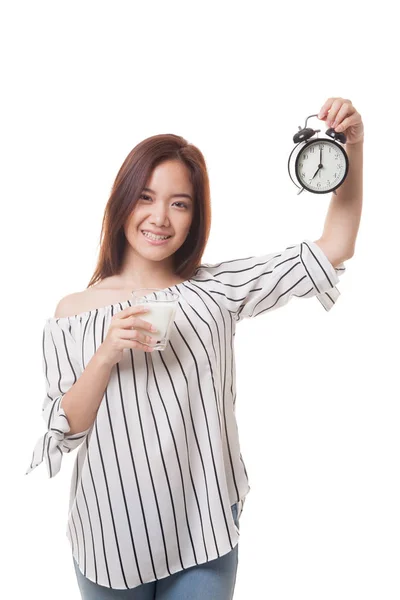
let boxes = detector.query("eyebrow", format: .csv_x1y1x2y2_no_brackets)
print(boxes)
142,187,193,201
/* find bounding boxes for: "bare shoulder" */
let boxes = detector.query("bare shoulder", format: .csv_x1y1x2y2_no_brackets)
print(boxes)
54,278,133,318
53,273,188,318
54,291,92,318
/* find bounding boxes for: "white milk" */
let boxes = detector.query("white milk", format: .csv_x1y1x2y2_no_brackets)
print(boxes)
136,301,177,343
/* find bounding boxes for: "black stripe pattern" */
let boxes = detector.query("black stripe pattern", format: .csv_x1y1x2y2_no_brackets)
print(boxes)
203,239,346,321
25,318,92,478
25,239,346,590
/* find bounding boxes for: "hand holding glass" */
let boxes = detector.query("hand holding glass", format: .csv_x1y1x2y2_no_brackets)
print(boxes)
130,289,179,351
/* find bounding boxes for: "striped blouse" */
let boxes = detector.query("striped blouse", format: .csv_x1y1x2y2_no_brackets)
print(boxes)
26,239,346,590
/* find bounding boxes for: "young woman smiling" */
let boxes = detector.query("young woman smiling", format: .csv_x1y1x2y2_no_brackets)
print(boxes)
26,98,363,599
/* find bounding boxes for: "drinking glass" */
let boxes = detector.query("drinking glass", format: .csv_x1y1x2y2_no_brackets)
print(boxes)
130,288,179,351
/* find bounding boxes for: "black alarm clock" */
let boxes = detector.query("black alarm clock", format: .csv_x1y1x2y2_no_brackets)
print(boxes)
288,113,349,195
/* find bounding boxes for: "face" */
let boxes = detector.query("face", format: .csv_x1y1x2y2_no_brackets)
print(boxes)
123,159,194,266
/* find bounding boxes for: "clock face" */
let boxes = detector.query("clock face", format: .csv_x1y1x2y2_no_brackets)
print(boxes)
295,139,348,193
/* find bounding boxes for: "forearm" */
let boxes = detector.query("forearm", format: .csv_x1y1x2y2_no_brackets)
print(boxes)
320,141,364,258
60,352,114,435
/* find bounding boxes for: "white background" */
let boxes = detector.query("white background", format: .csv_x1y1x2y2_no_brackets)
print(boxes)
3,1,399,598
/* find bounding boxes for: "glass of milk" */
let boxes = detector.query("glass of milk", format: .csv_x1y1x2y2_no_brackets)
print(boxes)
130,288,180,351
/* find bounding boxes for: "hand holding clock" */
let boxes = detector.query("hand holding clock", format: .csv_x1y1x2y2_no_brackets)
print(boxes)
318,97,364,146
289,98,363,194
311,97,364,182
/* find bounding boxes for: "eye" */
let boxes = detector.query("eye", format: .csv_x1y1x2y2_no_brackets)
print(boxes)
139,194,188,209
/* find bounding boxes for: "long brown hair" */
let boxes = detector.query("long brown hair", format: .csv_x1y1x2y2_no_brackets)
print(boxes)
86,133,212,289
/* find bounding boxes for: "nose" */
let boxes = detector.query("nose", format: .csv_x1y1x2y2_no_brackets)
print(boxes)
150,204,170,227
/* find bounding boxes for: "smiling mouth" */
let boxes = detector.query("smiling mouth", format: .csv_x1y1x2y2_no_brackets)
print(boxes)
141,231,172,242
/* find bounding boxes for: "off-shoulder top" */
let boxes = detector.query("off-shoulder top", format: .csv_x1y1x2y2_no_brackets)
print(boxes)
25,239,346,590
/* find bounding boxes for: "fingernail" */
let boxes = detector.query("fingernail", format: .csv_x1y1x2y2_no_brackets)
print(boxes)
151,325,158,332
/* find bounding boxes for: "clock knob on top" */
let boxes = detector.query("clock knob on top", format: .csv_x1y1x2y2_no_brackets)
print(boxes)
293,127,315,144
325,127,347,144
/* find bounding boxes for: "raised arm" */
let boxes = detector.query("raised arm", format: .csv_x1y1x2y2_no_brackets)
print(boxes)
315,97,364,262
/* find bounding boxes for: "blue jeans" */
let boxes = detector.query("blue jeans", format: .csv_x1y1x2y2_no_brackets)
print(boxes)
73,502,240,600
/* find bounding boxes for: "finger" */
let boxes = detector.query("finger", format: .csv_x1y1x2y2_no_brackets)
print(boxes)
318,97,353,120
318,97,336,119
120,328,156,345
129,316,158,333
124,339,155,352
335,114,358,132
330,102,352,129
116,305,150,319
324,98,344,127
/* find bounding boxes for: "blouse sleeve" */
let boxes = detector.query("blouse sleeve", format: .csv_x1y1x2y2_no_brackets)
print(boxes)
25,317,91,478
203,239,347,322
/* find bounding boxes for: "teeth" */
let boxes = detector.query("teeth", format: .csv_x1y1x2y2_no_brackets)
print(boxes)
142,231,170,241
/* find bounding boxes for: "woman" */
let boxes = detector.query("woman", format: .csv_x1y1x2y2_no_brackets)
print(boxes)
26,97,364,599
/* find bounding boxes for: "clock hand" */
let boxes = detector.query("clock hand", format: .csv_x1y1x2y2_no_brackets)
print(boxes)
310,149,324,182
319,148,323,180
310,166,321,181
